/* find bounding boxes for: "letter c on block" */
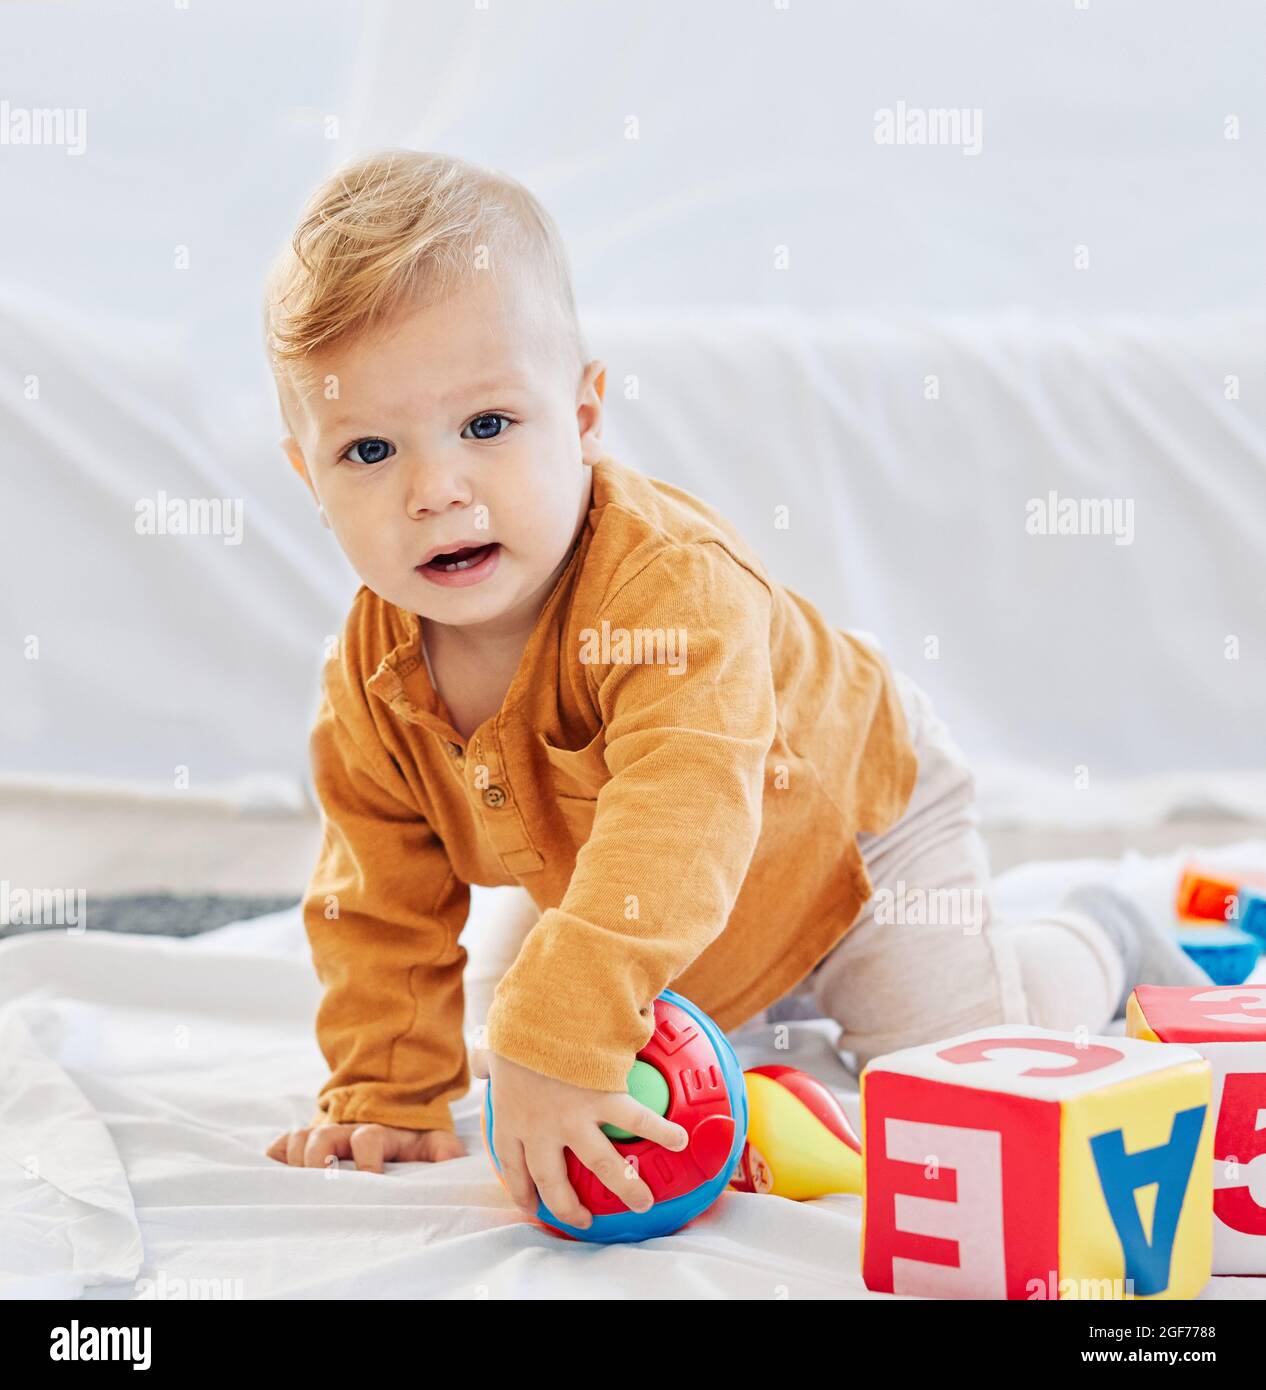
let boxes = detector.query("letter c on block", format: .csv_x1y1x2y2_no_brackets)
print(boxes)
936,1037,1123,1078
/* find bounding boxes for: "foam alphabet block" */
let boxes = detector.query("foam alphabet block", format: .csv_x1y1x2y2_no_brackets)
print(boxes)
1177,866,1243,923
1238,887,1266,945
1174,925,1260,986
861,1025,1212,1300
1177,863,1266,928
1127,984,1266,1274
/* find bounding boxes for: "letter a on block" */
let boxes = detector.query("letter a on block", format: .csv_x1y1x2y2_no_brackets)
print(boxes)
1089,1107,1206,1296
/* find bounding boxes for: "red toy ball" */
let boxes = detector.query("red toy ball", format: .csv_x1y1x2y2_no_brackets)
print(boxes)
482,989,749,1242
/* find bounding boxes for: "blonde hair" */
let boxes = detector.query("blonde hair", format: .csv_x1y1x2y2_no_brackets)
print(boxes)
263,149,587,413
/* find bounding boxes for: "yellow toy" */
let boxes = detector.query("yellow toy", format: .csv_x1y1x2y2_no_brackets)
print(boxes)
729,1064,864,1199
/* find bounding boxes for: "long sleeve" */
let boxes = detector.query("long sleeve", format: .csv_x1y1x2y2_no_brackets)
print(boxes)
303,690,471,1133
484,542,776,1092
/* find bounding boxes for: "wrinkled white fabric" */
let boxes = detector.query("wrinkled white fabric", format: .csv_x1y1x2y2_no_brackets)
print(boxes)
2,847,1263,1300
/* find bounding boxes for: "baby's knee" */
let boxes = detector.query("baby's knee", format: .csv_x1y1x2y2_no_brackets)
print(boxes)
1004,912,1124,1035
812,922,1028,1070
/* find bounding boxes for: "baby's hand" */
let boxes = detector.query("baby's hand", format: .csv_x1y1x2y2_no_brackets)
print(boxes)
265,1122,466,1172
472,1043,688,1228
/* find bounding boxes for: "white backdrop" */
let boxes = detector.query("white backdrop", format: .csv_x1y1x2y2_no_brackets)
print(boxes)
2,0,1264,823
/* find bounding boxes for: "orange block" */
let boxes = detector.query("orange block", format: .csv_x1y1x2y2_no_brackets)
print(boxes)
1177,863,1266,924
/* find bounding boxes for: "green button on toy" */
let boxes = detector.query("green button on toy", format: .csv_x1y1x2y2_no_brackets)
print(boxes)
600,1059,670,1140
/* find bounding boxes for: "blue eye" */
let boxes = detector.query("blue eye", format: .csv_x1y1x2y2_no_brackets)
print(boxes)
462,413,513,441
344,438,394,465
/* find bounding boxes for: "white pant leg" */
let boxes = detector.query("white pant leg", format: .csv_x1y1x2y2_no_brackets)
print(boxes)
804,668,1125,1070
462,885,539,1040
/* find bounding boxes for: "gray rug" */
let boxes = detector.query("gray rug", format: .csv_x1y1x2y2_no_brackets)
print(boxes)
0,893,300,940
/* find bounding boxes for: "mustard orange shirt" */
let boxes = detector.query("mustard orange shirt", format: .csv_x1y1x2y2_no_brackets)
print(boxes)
302,455,918,1133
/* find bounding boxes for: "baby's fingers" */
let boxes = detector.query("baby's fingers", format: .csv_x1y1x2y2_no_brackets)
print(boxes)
263,1128,314,1165
577,1137,654,1215
287,1129,313,1166
304,1126,356,1170
498,1137,540,1217
264,1126,354,1169
605,1098,689,1153
346,1124,393,1173
524,1141,591,1230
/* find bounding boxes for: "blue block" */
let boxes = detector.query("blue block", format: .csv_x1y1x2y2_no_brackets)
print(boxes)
1237,888,1266,945
1177,925,1261,986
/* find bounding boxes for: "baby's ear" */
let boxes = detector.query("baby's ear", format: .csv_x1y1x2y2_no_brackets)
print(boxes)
283,437,331,529
281,435,308,481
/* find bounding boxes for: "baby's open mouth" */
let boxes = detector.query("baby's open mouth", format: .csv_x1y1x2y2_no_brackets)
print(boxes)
421,542,498,573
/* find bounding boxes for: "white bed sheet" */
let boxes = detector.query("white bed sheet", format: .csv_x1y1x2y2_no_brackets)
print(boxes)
4,844,1266,1301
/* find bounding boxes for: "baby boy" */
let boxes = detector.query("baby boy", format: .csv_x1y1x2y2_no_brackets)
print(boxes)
263,151,1207,1230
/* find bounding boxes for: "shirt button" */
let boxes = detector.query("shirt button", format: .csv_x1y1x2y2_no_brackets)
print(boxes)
483,785,507,809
